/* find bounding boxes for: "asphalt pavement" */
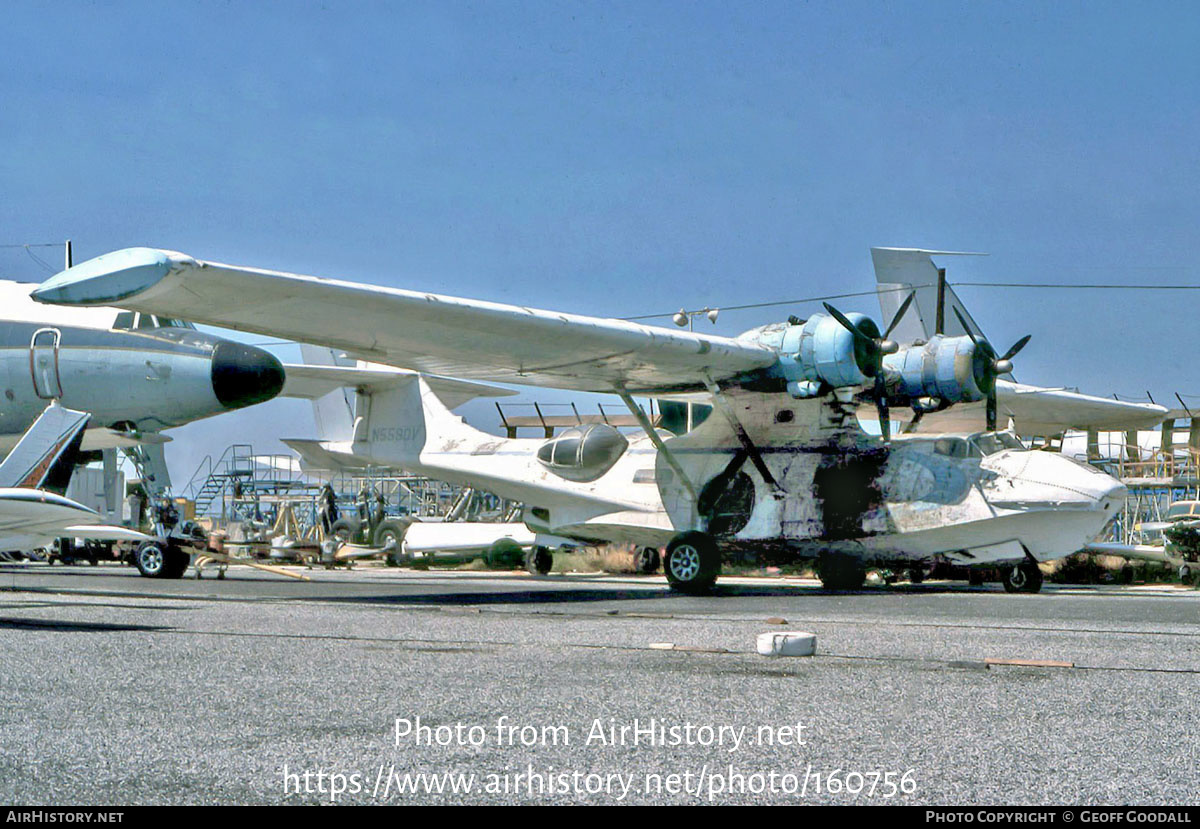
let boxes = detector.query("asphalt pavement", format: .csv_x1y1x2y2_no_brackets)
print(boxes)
0,563,1196,805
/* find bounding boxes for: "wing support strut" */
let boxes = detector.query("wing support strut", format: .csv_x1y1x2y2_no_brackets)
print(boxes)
701,374,786,498
617,391,699,503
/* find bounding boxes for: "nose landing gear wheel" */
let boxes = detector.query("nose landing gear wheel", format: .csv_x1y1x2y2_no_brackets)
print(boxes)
133,541,189,579
1002,560,1044,593
664,533,719,594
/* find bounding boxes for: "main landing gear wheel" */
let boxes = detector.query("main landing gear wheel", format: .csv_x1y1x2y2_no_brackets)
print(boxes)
1179,563,1196,587
524,545,553,575
485,538,526,570
817,555,867,591
328,518,361,545
634,546,661,575
664,533,720,595
373,519,410,567
133,541,189,579
1002,560,1044,594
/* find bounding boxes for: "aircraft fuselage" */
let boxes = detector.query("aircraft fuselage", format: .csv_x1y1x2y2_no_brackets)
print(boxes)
303,378,1126,570
0,282,284,448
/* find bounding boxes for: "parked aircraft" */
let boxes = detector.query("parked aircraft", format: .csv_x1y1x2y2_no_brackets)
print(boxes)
1,243,285,500
0,402,149,552
32,247,1166,593
1086,499,1200,585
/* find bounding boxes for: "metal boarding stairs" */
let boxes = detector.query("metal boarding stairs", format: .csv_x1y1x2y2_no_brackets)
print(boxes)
185,445,315,518
185,444,254,517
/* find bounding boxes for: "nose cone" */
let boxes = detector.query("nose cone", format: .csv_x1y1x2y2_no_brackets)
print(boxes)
1094,474,1128,511
211,341,285,410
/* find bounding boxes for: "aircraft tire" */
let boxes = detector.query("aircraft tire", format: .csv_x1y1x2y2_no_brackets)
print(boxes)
134,541,189,579
485,538,526,569
525,545,553,575
1002,561,1044,594
329,518,361,545
817,557,866,591
372,518,410,551
908,567,925,584
634,546,661,575
664,532,719,594
1179,564,1195,586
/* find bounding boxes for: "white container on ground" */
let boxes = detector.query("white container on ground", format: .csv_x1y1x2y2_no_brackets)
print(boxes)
757,631,817,657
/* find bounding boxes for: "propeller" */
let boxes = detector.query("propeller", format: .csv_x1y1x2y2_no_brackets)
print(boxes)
951,306,1031,432
823,291,915,441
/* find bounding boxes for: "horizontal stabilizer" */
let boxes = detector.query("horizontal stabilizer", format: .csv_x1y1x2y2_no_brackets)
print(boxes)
282,364,516,409
282,438,374,473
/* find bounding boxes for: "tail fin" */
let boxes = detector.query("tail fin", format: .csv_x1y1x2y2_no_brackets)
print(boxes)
354,374,494,469
871,248,989,344
298,344,357,442
0,403,90,493
287,346,515,443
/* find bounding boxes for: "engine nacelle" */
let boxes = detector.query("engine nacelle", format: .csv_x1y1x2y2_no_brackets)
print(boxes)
881,334,991,403
740,313,879,397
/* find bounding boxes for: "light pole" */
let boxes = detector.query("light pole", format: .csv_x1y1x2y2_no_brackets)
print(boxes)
672,307,720,432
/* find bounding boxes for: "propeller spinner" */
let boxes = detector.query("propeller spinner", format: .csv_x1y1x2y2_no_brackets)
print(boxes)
823,291,915,441
951,306,1031,432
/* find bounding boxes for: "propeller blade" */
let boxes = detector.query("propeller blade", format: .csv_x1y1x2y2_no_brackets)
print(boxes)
1000,334,1031,363
883,291,916,340
822,302,874,345
951,306,980,345
903,408,925,434
875,373,890,442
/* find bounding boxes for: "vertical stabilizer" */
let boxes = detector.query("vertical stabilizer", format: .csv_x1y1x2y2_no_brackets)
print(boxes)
0,403,90,493
299,344,357,442
357,375,491,469
871,248,989,343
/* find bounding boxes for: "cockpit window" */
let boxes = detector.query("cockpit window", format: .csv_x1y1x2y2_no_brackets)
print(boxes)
933,438,970,459
119,312,195,330
972,432,1026,456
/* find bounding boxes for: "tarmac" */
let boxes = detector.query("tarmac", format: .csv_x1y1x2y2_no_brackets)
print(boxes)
0,562,1197,805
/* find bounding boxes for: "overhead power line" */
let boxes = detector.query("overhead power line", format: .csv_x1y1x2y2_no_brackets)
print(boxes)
628,279,1200,321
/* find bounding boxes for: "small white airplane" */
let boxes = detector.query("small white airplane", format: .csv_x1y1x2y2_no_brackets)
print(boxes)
0,402,149,552
33,247,1166,593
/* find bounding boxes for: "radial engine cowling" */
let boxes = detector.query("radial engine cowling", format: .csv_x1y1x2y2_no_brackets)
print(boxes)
880,334,991,404
744,312,880,397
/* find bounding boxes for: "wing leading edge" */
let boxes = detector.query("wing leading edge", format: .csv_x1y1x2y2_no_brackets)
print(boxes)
33,248,776,394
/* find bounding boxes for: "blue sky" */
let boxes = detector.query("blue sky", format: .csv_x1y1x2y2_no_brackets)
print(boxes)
2,1,1198,484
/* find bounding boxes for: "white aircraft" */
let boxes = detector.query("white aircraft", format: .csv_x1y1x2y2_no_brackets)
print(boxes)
32,247,1166,593
0,402,149,552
